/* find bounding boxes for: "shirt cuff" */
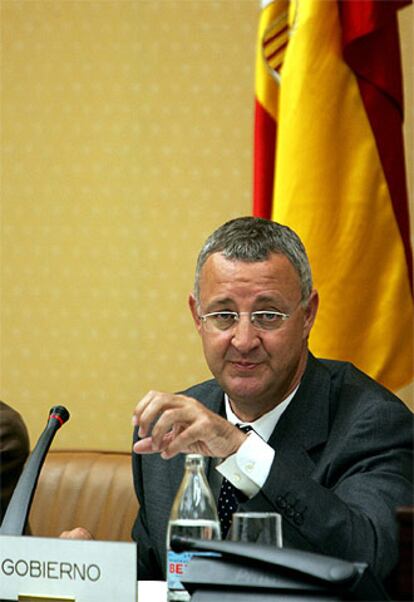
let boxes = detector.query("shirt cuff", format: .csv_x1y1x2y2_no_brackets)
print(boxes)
216,431,275,498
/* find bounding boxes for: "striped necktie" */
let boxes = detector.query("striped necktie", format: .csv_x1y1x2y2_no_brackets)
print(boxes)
217,424,252,538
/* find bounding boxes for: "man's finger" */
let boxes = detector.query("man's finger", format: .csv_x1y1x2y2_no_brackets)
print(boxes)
150,407,194,449
134,391,165,437
133,436,156,454
132,391,156,429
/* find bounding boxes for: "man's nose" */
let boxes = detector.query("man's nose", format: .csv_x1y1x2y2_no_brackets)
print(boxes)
230,315,260,352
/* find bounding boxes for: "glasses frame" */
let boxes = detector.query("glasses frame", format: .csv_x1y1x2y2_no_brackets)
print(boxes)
198,309,292,332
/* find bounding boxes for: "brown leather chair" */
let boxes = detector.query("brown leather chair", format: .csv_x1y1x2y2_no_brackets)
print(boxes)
29,450,139,542
386,506,414,601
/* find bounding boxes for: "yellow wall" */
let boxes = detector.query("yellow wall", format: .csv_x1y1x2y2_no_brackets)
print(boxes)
1,1,413,451
1,0,257,450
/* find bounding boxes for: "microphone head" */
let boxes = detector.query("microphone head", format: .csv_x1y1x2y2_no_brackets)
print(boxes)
48,405,70,428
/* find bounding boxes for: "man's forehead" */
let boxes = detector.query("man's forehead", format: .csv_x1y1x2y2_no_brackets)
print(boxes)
201,251,296,274
199,252,301,294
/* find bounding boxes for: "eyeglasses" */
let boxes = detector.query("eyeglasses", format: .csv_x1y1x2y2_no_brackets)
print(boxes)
198,310,293,333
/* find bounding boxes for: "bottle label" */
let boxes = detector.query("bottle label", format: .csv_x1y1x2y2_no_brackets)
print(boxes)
167,550,219,591
167,550,193,591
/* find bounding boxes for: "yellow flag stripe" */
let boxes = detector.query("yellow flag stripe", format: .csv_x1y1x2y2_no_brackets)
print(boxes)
272,0,413,390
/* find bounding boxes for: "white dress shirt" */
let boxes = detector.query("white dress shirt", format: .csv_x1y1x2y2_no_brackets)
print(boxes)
216,387,298,497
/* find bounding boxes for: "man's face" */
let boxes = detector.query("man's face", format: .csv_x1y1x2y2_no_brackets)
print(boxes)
189,252,318,420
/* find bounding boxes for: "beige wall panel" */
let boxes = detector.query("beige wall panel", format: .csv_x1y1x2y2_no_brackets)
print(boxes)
1,1,412,451
1,0,257,450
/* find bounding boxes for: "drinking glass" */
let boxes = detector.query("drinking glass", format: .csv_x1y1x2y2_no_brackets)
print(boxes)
230,512,283,547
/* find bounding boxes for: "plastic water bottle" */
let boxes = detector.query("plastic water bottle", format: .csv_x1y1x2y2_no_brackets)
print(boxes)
166,453,221,601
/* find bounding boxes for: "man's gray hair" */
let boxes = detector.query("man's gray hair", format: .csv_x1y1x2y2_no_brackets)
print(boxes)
194,217,313,306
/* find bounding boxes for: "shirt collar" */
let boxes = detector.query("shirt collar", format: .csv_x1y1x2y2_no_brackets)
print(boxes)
224,386,299,442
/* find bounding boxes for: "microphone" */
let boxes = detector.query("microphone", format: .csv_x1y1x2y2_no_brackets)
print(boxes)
0,405,70,536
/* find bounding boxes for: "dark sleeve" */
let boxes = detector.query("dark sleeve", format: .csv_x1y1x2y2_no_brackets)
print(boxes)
0,402,30,521
241,398,413,580
131,426,163,580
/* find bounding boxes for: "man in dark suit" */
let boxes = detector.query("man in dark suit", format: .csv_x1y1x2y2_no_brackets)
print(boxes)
132,217,413,583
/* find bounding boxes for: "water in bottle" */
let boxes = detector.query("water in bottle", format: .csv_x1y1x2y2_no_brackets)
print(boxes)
166,454,221,601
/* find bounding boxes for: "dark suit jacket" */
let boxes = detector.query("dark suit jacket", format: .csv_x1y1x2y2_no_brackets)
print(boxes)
0,401,30,522
132,353,413,581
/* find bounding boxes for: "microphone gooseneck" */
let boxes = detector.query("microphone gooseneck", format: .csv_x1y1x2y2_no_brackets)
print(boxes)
0,405,70,536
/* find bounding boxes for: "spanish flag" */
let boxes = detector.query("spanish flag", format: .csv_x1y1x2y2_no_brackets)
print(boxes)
254,0,413,392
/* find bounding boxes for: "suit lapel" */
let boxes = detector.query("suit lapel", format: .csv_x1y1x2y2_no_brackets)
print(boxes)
269,353,332,454
200,384,225,481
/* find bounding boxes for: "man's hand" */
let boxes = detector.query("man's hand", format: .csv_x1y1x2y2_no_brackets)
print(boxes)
60,527,93,540
132,391,247,460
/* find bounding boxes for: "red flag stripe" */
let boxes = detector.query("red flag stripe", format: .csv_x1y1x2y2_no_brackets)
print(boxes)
340,0,413,293
263,24,289,48
253,99,276,219
266,41,288,65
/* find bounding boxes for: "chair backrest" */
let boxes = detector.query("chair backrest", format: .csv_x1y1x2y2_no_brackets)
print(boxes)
386,505,414,601
29,450,139,542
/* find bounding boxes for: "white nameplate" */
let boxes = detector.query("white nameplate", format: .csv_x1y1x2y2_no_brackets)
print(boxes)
0,535,137,601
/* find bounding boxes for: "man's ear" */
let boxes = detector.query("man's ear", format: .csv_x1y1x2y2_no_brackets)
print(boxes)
303,289,319,339
188,293,202,333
